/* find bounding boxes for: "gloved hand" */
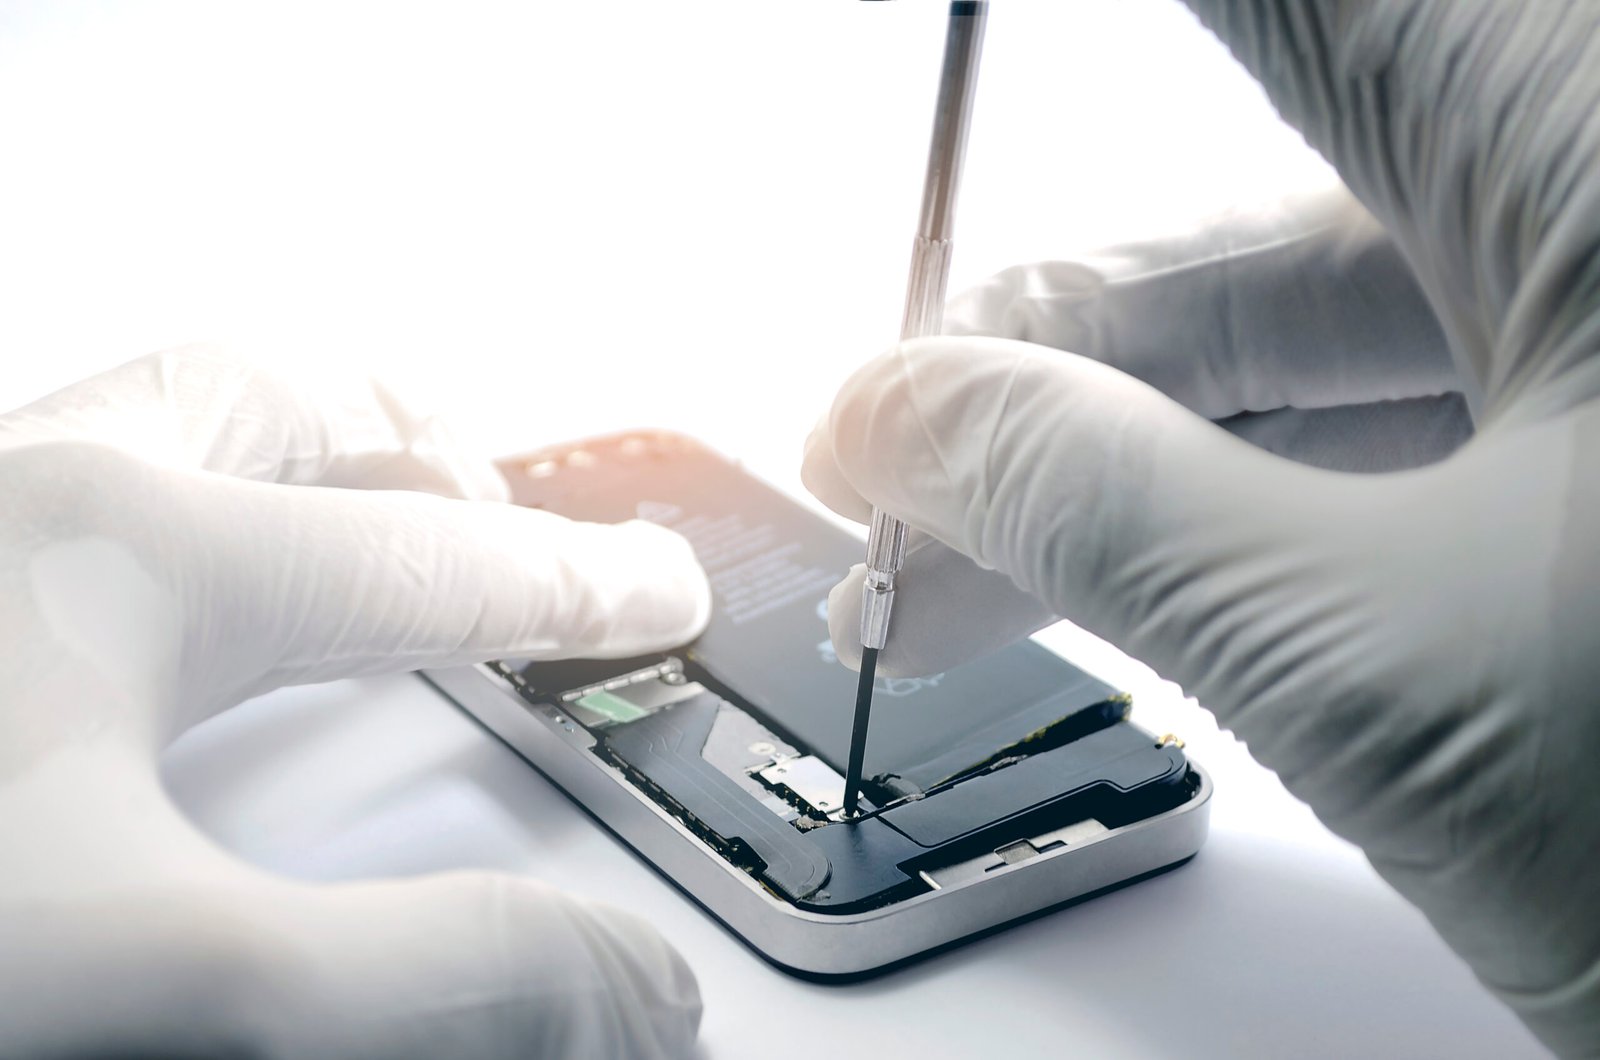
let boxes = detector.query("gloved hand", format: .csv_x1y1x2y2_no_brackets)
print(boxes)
0,345,711,1058
805,3,1600,1055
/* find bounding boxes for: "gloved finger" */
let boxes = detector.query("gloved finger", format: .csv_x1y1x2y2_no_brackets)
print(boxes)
0,344,508,501
253,874,701,1059
812,388,1470,678
1180,2,1600,423
824,538,1056,677
1214,392,1472,473
814,335,1371,707
803,381,1469,539
801,413,874,524
142,468,711,720
943,185,1462,420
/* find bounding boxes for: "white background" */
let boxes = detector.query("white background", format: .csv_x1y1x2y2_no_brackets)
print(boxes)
0,2,1546,1056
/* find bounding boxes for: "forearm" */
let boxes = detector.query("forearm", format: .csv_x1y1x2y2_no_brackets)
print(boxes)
1180,0,1600,425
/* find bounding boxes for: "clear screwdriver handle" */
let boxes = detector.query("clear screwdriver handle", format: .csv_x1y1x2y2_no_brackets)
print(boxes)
860,509,908,649
899,235,954,340
859,1,987,652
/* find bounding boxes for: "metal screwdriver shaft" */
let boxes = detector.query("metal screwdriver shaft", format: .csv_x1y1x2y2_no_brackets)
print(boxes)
843,0,988,819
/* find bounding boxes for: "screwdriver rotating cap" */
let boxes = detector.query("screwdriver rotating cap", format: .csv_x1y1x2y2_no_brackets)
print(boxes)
860,508,908,650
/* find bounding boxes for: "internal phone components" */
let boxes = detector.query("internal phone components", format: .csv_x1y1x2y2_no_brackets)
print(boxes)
880,725,1189,848
563,674,698,730
498,649,1195,913
499,655,814,822
495,656,699,730
600,691,832,901
758,756,848,818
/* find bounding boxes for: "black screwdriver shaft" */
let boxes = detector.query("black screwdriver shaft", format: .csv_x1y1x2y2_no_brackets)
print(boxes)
842,648,879,818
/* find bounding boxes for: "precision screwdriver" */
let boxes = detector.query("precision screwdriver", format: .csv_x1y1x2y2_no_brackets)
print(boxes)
842,0,988,819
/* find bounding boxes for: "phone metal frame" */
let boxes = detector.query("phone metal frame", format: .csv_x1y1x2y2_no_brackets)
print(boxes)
423,661,1212,978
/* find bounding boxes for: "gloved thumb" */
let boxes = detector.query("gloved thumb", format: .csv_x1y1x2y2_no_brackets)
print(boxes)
804,336,1371,698
818,540,1056,677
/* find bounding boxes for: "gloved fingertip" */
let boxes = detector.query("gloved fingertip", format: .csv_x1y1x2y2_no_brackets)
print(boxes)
828,566,959,680
800,416,873,524
559,896,703,1054
826,543,1059,682
611,519,713,646
821,337,1007,534
826,575,867,673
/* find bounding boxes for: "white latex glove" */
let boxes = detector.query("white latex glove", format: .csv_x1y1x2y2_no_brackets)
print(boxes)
0,346,711,1058
805,4,1600,1055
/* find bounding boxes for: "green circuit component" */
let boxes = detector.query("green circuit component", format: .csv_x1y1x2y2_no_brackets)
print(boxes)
573,690,649,726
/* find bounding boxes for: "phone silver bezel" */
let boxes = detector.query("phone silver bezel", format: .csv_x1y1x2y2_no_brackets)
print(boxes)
421,661,1211,978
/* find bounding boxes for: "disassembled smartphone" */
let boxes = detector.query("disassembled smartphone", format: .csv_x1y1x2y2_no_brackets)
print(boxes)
422,430,1210,978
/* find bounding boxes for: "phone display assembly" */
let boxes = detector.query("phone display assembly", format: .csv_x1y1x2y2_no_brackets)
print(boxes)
422,431,1211,977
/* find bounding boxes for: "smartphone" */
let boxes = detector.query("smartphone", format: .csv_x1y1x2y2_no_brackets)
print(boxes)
422,430,1210,978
